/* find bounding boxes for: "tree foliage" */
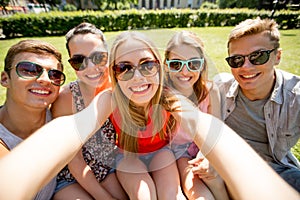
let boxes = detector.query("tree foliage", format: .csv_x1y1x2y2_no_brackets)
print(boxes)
0,0,10,14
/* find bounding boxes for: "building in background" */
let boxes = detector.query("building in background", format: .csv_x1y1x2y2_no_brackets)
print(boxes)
138,0,205,9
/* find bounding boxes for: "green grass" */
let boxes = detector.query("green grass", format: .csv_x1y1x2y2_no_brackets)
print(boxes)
0,27,299,159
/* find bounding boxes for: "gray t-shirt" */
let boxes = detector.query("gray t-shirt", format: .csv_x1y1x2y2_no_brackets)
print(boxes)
0,109,56,200
225,89,274,162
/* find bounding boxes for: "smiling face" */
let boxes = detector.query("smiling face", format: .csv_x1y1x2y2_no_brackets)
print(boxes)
2,52,61,109
114,39,160,108
68,33,108,89
228,32,281,100
167,44,201,97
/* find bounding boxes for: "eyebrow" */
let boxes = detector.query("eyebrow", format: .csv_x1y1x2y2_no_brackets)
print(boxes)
168,57,201,60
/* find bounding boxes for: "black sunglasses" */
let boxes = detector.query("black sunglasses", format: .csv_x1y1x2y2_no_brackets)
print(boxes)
166,58,204,72
15,61,66,86
113,60,160,81
225,49,276,68
68,51,108,71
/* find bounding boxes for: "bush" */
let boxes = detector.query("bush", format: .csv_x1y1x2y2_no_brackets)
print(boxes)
0,9,299,38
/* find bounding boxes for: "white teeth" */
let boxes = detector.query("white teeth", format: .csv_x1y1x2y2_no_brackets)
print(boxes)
87,73,101,79
131,85,148,92
242,74,256,78
178,77,190,81
31,89,50,95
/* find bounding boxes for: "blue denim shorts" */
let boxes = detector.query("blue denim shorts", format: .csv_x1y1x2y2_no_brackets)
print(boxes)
54,179,77,194
171,142,192,160
269,162,300,192
115,145,173,168
54,168,116,194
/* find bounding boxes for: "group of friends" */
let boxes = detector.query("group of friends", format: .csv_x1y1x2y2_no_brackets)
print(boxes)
0,17,299,200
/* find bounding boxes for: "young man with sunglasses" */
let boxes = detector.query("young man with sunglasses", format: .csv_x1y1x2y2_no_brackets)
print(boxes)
0,39,65,199
216,17,300,192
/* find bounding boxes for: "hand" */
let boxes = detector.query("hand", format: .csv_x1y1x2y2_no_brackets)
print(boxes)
188,152,218,180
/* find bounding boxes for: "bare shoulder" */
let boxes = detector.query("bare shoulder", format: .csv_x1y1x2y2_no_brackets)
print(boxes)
51,84,74,118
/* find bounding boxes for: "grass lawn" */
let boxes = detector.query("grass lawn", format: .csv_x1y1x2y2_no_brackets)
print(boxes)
0,27,299,159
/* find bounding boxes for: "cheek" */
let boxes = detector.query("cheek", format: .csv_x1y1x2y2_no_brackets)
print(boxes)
168,72,177,83
118,81,131,99
153,73,160,85
76,71,86,79
191,72,200,84
231,69,239,78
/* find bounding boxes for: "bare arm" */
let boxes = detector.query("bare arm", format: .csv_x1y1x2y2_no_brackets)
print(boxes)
0,90,112,200
53,86,116,199
172,96,299,199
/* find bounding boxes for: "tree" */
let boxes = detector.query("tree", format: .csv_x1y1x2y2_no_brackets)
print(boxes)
0,0,10,15
104,0,137,10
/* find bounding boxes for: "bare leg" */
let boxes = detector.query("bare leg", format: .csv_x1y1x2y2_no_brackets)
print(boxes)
101,172,129,200
150,150,187,200
117,156,157,200
177,157,214,200
202,176,229,200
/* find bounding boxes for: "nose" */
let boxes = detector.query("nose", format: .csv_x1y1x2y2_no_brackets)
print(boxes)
241,57,252,68
36,70,51,85
85,58,95,69
132,68,144,79
181,63,189,74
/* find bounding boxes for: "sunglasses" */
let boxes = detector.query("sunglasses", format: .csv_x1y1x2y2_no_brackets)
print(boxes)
225,49,276,68
15,61,66,86
113,60,160,81
68,51,108,71
166,58,204,72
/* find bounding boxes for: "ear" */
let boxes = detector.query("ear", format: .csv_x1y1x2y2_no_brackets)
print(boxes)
274,48,282,65
1,71,10,88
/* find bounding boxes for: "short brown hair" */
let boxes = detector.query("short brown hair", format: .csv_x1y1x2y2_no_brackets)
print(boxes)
4,39,63,75
227,17,280,50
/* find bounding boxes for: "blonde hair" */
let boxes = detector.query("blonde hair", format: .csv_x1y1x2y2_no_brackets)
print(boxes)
164,30,209,105
227,17,280,50
109,31,176,153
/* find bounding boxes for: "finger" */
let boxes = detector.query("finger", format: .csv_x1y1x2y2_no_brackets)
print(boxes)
188,156,204,165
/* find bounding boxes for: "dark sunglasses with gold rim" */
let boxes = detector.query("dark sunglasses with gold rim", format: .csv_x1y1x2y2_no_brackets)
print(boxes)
13,61,65,86
68,51,108,71
113,59,160,81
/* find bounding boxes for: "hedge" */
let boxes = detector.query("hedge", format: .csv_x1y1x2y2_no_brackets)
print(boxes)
0,8,299,38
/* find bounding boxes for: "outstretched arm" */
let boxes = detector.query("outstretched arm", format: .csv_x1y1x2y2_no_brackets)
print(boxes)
0,90,112,200
172,96,299,199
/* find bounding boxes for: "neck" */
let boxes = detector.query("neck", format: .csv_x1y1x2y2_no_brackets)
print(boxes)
241,83,274,101
180,88,193,98
0,103,47,139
